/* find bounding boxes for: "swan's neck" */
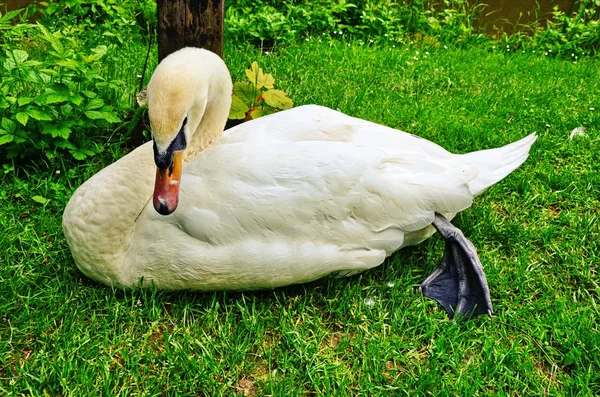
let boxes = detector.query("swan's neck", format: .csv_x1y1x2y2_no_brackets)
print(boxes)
63,67,232,286
184,91,231,162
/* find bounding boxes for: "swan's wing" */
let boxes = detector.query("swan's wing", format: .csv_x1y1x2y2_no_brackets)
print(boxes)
177,140,474,251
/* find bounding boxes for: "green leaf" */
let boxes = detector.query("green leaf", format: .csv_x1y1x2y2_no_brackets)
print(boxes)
0,130,14,145
69,95,84,106
34,94,49,106
39,68,59,77
101,112,121,123
86,98,105,110
54,127,71,139
229,95,250,120
245,62,275,90
37,23,64,55
84,110,105,120
233,81,259,105
23,60,43,68
70,151,87,160
18,97,33,106
61,104,73,117
47,82,70,95
27,109,52,121
262,89,293,110
15,112,29,126
32,195,48,204
44,150,57,160
1,117,16,133
46,94,69,104
42,124,71,139
58,120,74,129
56,59,80,70
37,73,51,84
249,108,266,119
41,124,54,134
0,9,22,23
3,59,15,71
70,148,95,160
2,163,15,174
82,110,121,123
82,91,97,99
7,49,28,65
91,45,108,58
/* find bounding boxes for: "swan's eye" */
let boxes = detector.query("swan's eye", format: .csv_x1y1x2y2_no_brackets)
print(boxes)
153,118,188,169
171,118,187,152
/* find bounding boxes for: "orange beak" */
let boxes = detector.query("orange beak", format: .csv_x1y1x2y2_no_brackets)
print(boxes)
153,150,183,215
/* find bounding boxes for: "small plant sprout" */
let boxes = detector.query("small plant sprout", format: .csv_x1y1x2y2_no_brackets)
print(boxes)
229,62,293,122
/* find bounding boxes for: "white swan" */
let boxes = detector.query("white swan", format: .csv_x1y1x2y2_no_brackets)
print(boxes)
63,47,537,318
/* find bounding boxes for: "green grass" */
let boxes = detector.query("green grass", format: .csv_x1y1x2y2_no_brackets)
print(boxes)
1,41,599,395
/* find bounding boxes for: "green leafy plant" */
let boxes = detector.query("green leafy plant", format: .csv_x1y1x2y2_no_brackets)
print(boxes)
225,0,600,57
36,0,156,44
0,8,24,31
229,62,293,121
535,2,600,56
499,0,600,58
225,0,488,47
0,25,123,160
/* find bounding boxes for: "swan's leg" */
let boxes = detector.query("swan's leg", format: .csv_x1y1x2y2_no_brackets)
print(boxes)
420,213,493,319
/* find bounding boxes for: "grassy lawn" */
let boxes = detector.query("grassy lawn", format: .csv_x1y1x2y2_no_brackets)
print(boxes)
1,40,599,395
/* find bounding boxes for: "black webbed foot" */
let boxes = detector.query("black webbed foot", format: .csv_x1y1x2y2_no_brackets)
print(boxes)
420,213,493,320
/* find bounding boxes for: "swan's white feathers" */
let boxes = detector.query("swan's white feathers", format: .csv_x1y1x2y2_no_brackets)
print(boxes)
63,49,536,290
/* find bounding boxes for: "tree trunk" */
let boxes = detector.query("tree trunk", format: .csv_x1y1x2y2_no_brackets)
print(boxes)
157,0,224,62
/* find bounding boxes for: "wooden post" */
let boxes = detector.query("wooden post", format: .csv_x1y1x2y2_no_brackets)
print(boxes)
157,0,224,62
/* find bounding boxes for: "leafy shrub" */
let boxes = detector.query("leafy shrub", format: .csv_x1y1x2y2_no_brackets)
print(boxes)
229,62,293,121
226,0,356,46
225,0,487,47
225,0,600,56
0,0,155,163
36,0,156,43
495,0,600,58
0,24,123,160
514,1,600,57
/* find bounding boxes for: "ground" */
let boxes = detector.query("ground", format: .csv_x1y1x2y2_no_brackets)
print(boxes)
1,41,599,395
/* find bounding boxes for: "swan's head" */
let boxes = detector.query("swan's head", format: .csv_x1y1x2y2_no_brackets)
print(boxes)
146,48,232,215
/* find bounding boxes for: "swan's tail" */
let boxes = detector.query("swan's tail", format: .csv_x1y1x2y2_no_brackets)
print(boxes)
463,133,537,196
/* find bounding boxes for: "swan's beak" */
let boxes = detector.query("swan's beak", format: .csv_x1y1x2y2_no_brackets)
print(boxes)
153,150,183,215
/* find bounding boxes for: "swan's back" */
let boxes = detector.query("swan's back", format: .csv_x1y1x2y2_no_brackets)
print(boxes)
221,105,453,159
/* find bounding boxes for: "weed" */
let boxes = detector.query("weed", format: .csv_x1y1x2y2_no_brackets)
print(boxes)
229,62,293,121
